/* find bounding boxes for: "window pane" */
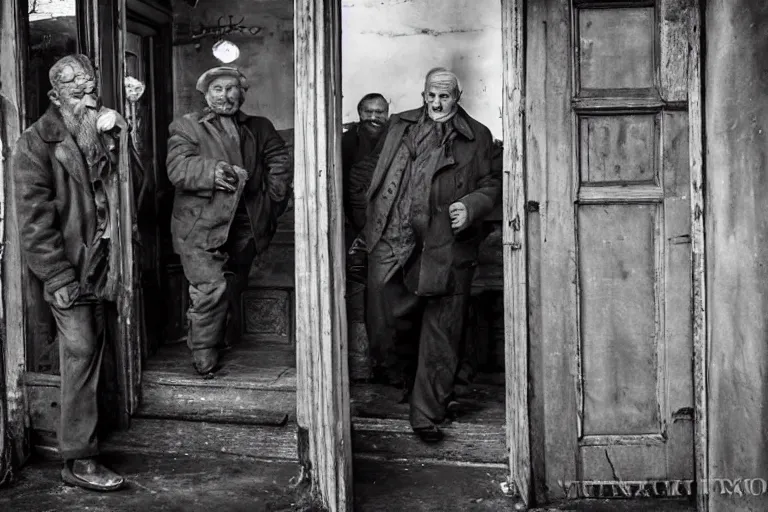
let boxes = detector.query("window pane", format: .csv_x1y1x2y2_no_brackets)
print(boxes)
26,0,78,126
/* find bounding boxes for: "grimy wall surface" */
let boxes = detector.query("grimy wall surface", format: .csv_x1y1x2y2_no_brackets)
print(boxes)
705,1,768,510
171,0,294,129
341,0,502,138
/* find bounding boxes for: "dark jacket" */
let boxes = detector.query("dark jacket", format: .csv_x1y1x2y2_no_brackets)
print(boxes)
12,107,127,302
364,106,501,296
342,122,388,232
166,109,291,255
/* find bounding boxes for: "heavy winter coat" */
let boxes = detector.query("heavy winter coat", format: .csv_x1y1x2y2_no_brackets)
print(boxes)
12,107,128,302
364,106,501,296
166,109,291,255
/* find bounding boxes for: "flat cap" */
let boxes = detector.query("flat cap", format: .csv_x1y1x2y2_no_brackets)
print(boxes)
195,66,248,94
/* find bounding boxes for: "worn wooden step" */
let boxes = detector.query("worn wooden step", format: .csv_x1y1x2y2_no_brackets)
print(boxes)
137,367,297,425
138,342,297,425
98,418,299,461
352,417,507,464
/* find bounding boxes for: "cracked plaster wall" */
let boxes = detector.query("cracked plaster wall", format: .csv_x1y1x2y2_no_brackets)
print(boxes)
170,0,502,136
342,0,502,137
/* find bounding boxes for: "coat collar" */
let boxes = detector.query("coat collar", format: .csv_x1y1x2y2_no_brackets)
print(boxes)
397,106,475,141
37,106,70,143
34,107,89,185
199,107,249,125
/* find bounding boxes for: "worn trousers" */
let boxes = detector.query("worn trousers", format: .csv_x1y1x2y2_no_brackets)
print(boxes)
179,216,256,352
50,300,114,460
367,241,471,430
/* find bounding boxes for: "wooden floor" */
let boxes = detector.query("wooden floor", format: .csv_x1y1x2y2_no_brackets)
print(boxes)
138,339,507,463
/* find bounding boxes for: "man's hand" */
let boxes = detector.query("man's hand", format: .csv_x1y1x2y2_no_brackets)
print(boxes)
96,108,128,133
449,202,469,231
214,162,239,193
53,282,79,309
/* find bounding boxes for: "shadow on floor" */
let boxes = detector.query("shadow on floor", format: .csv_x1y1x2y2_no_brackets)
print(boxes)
0,452,698,512
0,451,303,512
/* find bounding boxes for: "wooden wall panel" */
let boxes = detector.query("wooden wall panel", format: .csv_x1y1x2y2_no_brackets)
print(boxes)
577,7,655,92
578,204,660,436
579,114,657,184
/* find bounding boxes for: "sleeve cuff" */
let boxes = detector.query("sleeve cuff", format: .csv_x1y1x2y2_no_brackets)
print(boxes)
43,267,77,296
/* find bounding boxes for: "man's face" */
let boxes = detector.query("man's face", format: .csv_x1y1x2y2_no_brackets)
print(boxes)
53,64,99,119
424,86,458,117
206,76,243,116
358,98,388,135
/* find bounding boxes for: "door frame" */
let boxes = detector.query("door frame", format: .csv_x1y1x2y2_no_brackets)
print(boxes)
0,0,150,461
293,0,707,510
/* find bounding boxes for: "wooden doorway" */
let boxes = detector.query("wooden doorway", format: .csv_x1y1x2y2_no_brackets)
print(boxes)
525,0,706,508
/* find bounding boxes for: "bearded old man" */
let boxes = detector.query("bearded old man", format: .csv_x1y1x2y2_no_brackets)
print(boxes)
12,54,142,490
364,68,502,442
167,67,291,376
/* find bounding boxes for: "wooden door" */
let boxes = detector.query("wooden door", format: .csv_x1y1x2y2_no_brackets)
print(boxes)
528,0,697,502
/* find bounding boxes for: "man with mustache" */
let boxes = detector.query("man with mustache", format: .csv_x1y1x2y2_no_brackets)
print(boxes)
12,54,138,490
363,68,501,442
167,67,291,376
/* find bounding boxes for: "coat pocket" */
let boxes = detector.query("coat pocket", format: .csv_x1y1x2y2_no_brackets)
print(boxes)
171,204,203,242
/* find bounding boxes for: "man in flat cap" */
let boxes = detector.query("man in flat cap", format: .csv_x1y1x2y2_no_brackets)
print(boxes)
12,54,141,490
167,67,291,376
363,67,501,442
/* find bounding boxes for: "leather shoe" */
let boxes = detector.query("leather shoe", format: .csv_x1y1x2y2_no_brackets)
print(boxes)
413,425,444,443
192,347,219,376
61,458,124,492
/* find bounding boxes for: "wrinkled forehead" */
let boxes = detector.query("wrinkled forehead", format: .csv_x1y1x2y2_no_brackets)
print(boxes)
424,85,458,98
53,64,96,92
208,76,242,91
361,98,388,111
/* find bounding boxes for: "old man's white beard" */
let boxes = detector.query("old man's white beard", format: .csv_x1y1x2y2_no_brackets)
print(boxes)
61,103,103,160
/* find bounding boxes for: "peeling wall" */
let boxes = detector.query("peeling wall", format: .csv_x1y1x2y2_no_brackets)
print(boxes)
171,0,503,136
171,0,294,129
706,0,768,510
341,0,503,138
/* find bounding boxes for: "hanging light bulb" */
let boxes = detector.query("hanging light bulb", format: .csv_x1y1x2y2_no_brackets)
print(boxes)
212,40,240,64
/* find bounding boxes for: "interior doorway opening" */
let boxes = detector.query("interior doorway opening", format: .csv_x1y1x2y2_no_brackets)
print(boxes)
136,0,298,428
340,0,508,465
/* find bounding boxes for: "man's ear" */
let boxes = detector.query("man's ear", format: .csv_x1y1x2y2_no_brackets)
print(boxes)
456,90,462,103
47,89,61,107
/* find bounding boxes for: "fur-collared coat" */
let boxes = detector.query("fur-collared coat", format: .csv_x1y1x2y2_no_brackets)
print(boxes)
12,107,135,302
166,109,291,255
364,106,502,296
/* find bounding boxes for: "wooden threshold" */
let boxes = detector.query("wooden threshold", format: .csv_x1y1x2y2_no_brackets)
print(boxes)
353,418,506,464
138,341,297,425
32,418,299,462
350,378,506,464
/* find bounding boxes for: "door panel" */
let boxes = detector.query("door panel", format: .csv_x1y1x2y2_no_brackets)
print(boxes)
531,0,694,501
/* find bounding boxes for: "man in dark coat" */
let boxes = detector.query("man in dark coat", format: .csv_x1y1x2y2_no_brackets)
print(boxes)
12,54,136,491
167,67,291,376
342,92,389,239
364,68,502,442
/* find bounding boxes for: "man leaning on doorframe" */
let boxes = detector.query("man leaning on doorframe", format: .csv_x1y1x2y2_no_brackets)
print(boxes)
166,66,292,377
362,67,502,442
12,54,146,491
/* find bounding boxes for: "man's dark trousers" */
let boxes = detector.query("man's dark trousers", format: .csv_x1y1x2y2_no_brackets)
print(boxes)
51,299,117,460
179,208,256,351
367,240,473,430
